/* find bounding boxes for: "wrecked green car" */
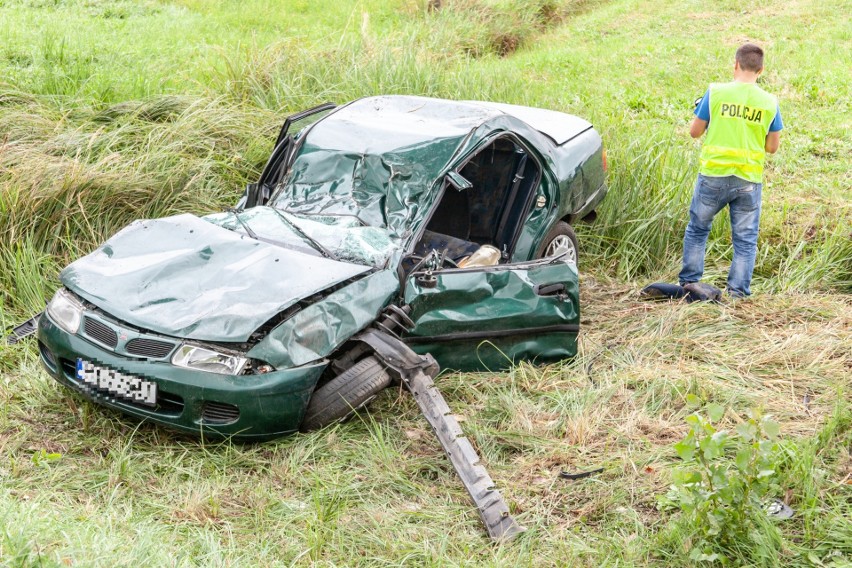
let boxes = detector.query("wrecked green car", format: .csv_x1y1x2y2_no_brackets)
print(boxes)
35,95,607,440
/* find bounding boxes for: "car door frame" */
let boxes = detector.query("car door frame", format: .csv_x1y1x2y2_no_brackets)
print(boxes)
406,130,560,265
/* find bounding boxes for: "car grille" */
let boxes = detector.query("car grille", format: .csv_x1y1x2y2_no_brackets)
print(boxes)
125,338,175,358
83,317,118,347
201,401,240,425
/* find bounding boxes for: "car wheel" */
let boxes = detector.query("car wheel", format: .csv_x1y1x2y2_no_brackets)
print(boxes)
300,356,392,432
536,221,579,264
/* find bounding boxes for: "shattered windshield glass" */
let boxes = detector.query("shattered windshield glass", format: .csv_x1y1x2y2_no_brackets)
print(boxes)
205,207,399,268
270,141,461,236
268,96,495,236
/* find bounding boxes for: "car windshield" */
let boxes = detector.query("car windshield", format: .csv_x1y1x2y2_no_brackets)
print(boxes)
204,207,400,268
268,97,489,236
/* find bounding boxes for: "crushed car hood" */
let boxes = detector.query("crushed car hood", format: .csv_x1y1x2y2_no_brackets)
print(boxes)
60,214,371,343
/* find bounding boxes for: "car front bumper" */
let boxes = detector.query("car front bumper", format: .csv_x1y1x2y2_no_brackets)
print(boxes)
37,314,326,441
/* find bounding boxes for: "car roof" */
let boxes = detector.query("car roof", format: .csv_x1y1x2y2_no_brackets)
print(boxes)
276,96,594,233
462,100,592,145
318,95,591,150
310,96,500,154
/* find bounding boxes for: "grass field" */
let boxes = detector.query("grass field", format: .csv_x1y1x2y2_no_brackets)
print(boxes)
0,0,850,566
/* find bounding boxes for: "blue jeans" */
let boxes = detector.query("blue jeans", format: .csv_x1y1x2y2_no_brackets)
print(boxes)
679,174,762,297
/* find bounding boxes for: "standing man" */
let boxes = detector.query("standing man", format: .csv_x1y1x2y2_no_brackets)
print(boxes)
680,43,783,298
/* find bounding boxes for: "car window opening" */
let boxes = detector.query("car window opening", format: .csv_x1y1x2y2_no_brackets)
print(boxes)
413,136,540,268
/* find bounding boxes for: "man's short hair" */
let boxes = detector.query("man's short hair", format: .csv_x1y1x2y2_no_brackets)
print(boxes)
736,43,764,72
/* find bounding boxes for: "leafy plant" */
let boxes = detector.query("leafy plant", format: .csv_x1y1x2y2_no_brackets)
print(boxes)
31,449,62,468
664,398,784,564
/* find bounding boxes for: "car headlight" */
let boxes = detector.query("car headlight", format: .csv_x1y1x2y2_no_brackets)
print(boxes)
46,288,83,334
171,344,248,375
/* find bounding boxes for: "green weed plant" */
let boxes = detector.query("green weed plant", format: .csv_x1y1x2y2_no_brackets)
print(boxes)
664,398,784,565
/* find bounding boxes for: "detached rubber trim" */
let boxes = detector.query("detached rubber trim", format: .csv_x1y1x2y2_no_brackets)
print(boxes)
355,328,526,541
639,283,686,300
404,324,579,344
5,313,41,345
683,282,722,303
640,282,722,303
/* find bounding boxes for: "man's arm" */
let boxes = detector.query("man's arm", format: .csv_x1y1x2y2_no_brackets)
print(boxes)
765,105,783,153
691,90,710,138
690,117,708,138
765,131,780,154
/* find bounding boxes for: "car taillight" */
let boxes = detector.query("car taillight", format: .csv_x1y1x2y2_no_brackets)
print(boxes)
602,147,608,172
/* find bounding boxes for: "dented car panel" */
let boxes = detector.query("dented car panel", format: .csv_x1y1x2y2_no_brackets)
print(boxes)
404,259,580,371
60,213,371,343
247,269,399,369
274,97,494,234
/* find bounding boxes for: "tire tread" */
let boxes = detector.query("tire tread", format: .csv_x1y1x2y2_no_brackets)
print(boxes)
300,356,391,431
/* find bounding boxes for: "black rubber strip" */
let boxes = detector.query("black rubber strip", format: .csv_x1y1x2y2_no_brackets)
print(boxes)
559,467,603,480
403,323,579,344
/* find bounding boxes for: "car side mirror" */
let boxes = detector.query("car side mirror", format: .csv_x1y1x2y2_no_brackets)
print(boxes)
445,171,472,192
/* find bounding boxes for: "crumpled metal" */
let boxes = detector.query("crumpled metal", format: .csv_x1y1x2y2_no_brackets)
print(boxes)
248,269,399,368
61,214,370,342
205,207,399,268
404,261,579,334
58,95,597,360
272,96,498,237
403,260,580,371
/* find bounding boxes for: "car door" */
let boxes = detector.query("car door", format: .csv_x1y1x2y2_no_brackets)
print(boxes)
402,257,579,372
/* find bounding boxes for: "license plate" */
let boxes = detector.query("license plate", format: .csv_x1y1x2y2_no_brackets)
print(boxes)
75,359,158,407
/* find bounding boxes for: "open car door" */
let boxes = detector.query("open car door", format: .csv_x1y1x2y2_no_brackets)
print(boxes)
402,257,579,372
238,102,336,209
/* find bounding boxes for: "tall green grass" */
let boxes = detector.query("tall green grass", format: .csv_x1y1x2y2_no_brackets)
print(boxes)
2,65,847,308
0,89,273,262
575,138,694,281
576,138,852,292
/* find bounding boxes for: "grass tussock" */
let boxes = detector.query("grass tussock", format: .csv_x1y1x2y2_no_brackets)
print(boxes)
0,87,272,265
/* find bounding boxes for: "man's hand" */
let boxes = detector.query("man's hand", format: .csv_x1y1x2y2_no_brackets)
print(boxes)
765,131,780,154
690,117,708,139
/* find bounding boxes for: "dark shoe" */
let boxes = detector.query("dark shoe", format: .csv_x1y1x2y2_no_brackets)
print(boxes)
683,282,722,303
640,282,686,301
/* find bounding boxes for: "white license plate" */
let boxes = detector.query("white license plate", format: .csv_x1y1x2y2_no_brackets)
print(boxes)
75,359,157,407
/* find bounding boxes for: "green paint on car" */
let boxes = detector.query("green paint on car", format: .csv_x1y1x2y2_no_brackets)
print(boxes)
37,95,607,440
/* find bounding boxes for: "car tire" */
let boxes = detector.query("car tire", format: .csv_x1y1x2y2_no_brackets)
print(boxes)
536,221,579,264
300,356,392,432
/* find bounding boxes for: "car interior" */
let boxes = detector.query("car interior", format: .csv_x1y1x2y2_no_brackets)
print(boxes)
410,136,541,269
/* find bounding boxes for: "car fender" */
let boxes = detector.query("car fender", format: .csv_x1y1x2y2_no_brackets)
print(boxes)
247,269,399,369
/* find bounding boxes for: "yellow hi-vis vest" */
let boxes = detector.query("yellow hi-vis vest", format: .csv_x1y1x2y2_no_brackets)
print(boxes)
699,81,777,183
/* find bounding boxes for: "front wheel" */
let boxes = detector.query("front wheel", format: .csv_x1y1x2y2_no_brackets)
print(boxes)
536,221,579,264
300,356,391,432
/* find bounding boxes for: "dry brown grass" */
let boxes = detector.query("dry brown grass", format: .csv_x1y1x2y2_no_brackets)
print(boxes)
419,276,851,554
